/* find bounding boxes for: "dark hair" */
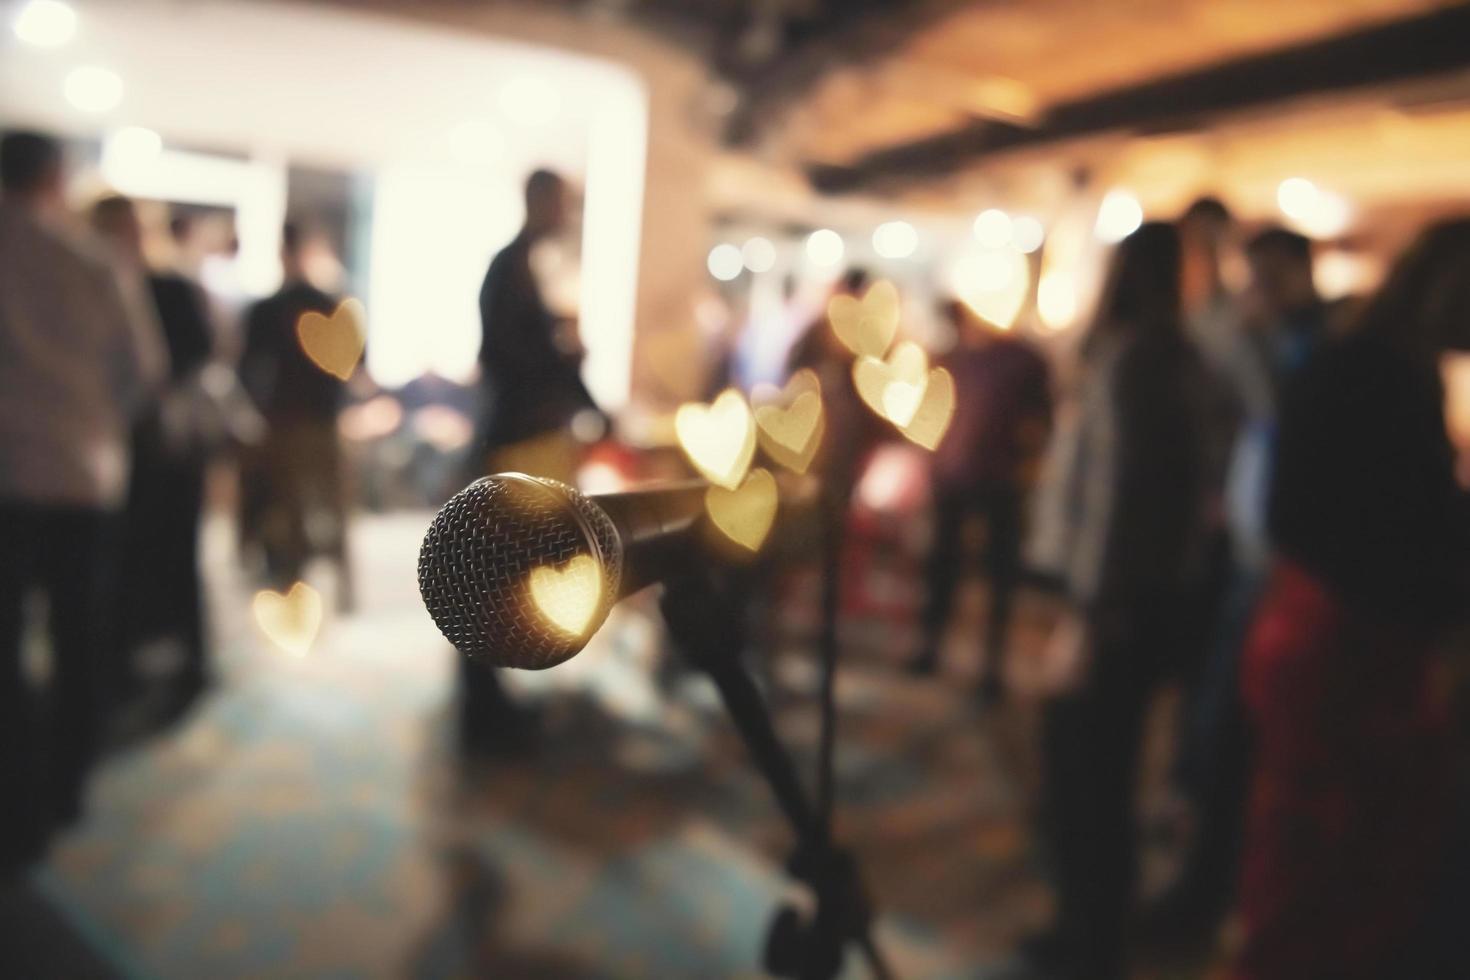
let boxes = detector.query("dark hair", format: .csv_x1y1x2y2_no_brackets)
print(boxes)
1247,226,1312,266
525,168,563,201
1351,217,1470,356
90,193,136,231
1181,196,1230,226
281,220,303,256
0,130,62,194
840,267,870,294
1084,221,1182,350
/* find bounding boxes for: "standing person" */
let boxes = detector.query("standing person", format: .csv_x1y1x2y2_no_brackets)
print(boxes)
474,169,598,480
1233,220,1470,980
238,222,355,609
0,131,166,869
90,196,216,703
1225,227,1327,576
907,299,1051,704
1141,197,1251,938
462,169,597,755
1019,223,1214,979
1148,226,1329,940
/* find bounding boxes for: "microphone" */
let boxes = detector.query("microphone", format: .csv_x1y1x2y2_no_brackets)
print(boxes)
417,473,706,669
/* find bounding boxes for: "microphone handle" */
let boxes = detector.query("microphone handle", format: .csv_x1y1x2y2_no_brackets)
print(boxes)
593,481,708,598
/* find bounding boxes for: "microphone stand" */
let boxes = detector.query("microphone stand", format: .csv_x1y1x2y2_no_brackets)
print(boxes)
660,564,892,980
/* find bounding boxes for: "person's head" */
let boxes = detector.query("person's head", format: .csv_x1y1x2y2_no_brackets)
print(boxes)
280,220,308,281
1086,221,1182,347
1,130,64,208
837,267,870,297
1245,227,1317,316
1353,218,1470,356
522,169,567,239
90,194,145,265
169,213,194,246
1179,196,1232,308
1180,196,1231,242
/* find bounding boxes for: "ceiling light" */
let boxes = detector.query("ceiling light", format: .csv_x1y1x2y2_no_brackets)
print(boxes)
1277,177,1351,239
13,0,75,48
64,65,123,113
707,243,743,282
1012,216,1045,254
873,220,917,260
805,228,844,267
742,236,776,273
1094,189,1142,244
972,208,1012,248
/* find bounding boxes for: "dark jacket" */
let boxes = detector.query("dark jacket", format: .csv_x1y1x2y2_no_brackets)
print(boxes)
1269,331,1470,623
240,281,342,423
477,233,593,447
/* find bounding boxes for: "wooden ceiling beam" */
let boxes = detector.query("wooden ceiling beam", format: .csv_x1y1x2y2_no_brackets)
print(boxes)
806,4,1470,193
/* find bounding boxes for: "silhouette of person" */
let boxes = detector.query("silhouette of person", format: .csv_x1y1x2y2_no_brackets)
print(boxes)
908,299,1051,702
238,221,356,609
0,131,166,870
1234,219,1470,980
90,195,215,701
1023,223,1215,979
460,170,598,755
474,169,598,479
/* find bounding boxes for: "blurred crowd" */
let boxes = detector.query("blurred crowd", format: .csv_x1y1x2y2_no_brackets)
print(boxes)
3,120,1470,980
0,129,359,867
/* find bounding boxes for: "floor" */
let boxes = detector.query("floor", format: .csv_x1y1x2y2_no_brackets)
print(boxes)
13,509,1212,979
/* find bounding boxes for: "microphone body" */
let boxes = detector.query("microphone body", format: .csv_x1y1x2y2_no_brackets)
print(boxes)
418,474,705,669
594,484,708,597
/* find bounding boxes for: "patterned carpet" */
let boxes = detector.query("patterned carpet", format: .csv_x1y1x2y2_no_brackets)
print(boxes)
20,509,1177,979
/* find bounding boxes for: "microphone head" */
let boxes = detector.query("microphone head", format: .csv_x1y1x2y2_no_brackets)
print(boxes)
417,474,624,669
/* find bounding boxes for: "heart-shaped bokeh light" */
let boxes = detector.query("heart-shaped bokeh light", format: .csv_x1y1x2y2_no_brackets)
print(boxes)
827,280,900,358
705,467,778,553
852,341,930,427
252,581,323,656
898,366,956,450
296,298,366,381
753,368,824,474
528,554,603,640
952,247,1031,331
675,388,756,490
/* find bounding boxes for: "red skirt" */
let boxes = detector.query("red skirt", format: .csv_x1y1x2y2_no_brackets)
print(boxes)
1233,560,1449,980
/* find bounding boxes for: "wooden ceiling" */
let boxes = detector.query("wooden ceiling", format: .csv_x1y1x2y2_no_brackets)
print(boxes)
764,0,1459,165
371,0,1469,198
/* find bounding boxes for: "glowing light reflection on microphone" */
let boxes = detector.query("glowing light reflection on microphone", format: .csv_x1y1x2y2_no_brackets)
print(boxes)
528,555,603,640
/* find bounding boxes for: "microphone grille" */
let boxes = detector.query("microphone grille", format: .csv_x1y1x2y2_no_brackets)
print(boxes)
417,474,622,669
